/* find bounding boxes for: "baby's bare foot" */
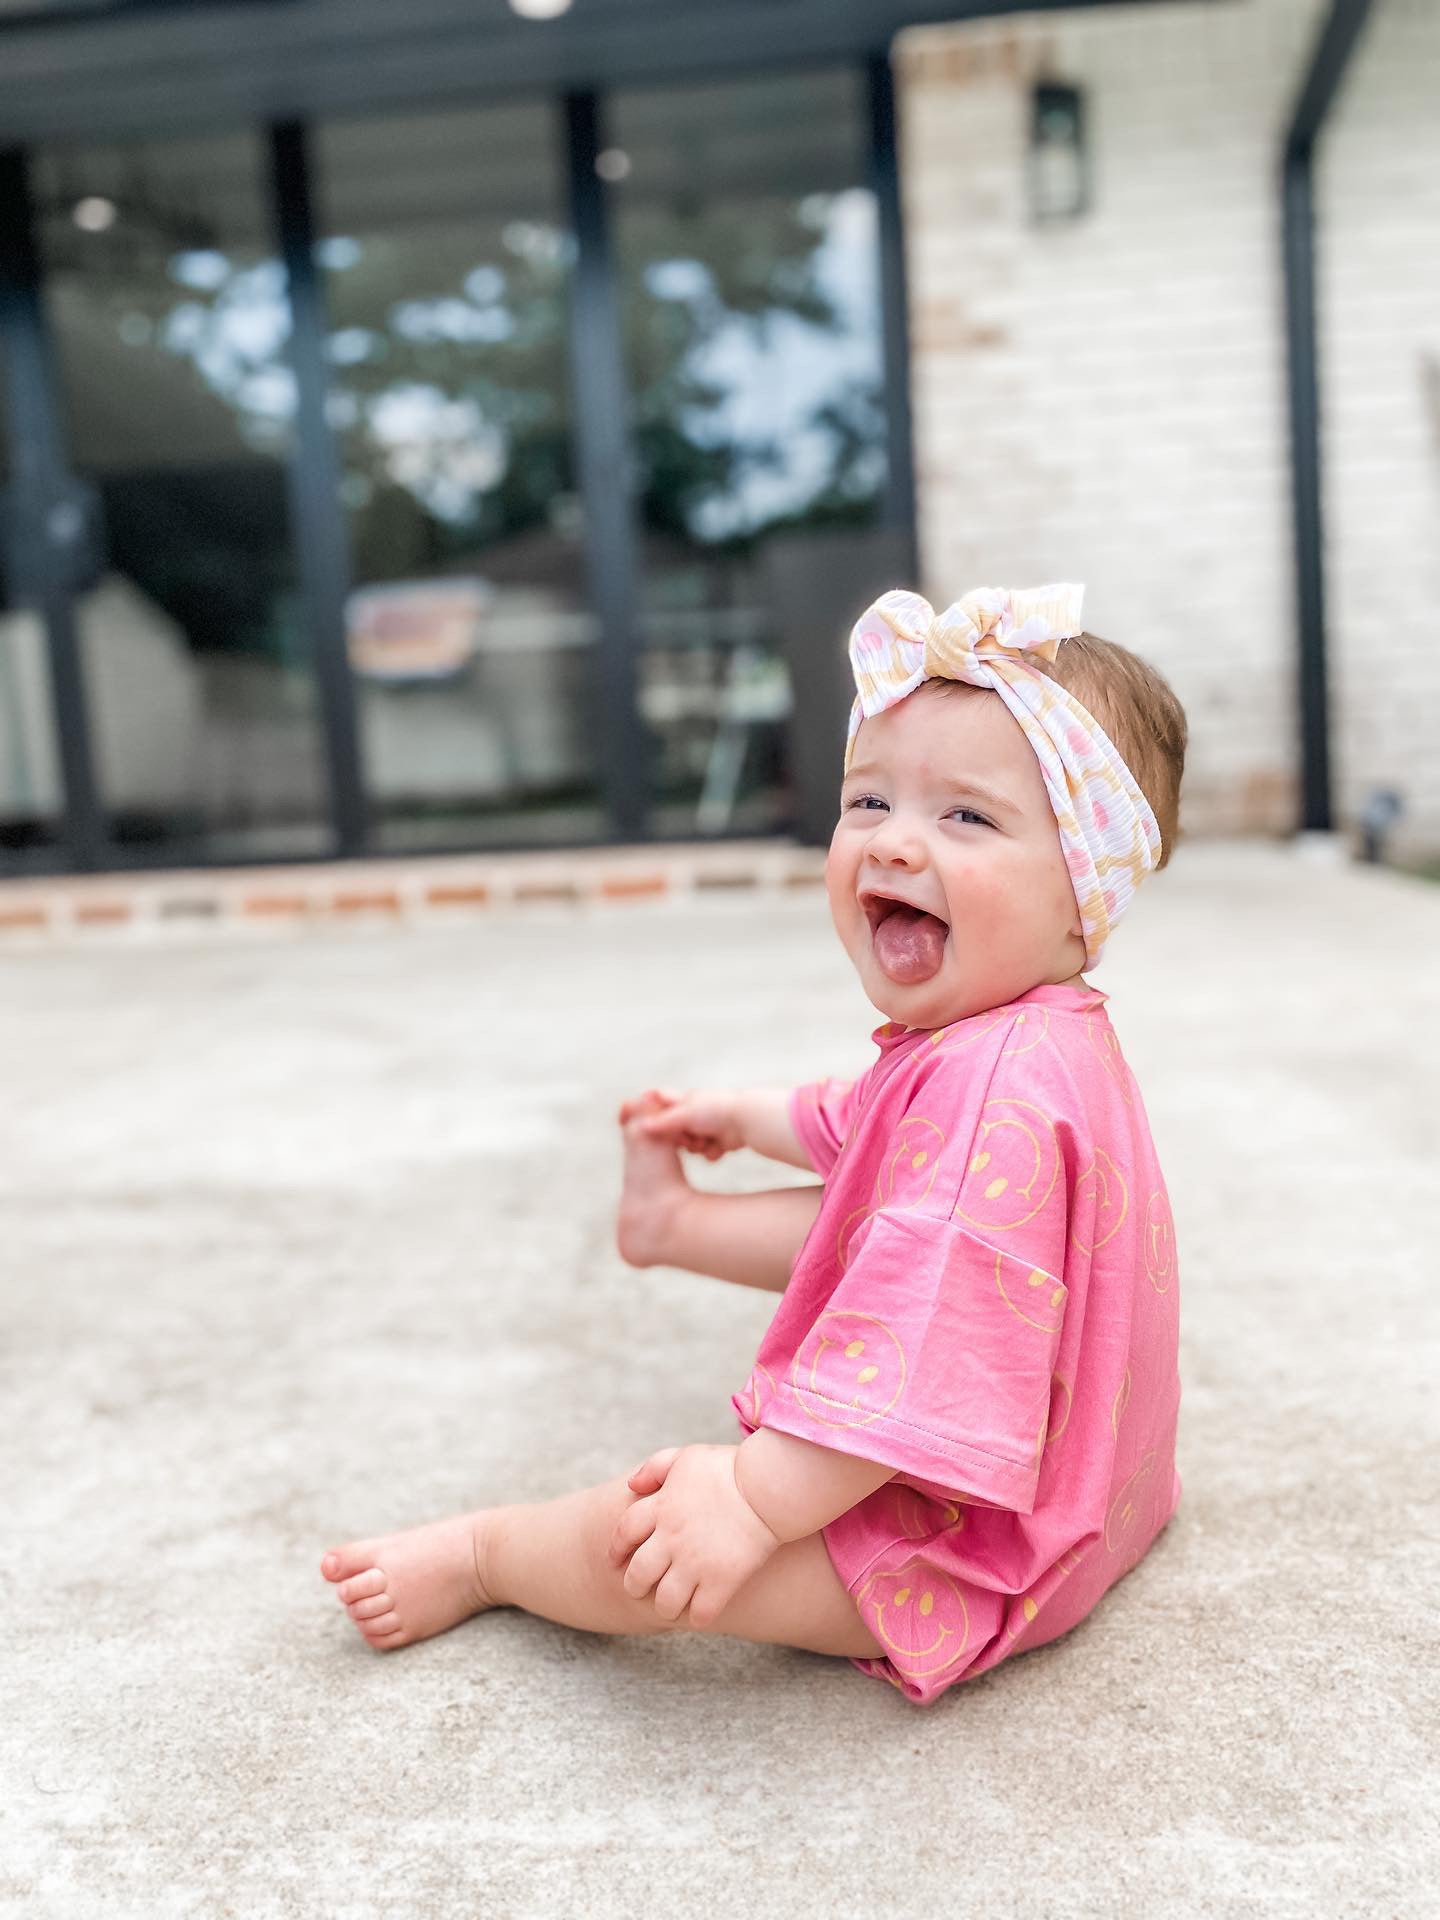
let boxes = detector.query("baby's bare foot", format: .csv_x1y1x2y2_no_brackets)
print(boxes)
615,1099,691,1268
320,1510,498,1651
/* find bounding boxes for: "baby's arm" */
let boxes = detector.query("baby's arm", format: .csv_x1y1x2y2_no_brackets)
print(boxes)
730,1088,815,1170
734,1428,896,1542
624,1085,815,1171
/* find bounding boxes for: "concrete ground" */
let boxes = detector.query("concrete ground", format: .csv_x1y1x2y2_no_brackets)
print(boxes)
3,841,1436,1919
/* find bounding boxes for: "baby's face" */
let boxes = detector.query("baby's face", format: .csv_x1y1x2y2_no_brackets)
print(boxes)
826,681,1087,1029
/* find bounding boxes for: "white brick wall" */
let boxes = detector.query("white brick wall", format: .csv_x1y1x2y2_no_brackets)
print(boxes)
1318,0,1440,865
896,0,1439,856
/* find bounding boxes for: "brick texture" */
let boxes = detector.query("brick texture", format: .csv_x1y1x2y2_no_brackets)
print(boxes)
896,0,1437,856
1317,0,1440,864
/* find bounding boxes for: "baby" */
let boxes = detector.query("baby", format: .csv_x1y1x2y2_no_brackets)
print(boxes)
321,582,1188,1706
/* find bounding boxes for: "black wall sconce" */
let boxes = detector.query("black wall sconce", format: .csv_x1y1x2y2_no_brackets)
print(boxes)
1029,82,1089,223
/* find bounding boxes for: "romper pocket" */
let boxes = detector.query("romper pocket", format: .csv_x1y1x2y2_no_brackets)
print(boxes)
773,1207,1068,1515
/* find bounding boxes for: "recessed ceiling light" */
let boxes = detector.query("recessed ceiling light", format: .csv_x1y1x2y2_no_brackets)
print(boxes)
72,195,117,232
508,0,573,19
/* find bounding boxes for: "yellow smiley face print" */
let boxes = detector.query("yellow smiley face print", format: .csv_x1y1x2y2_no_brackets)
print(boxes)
1144,1191,1176,1293
886,1482,966,1541
835,1115,948,1270
1085,1012,1134,1106
1110,1366,1132,1438
992,1244,1068,1334
1043,1373,1072,1456
789,1309,907,1428
1001,1007,1051,1056
953,1099,1060,1234
1072,1147,1129,1256
856,1557,972,1679
1105,1448,1157,1554
738,1362,779,1427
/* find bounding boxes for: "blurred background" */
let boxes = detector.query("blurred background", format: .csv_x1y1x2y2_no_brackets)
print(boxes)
0,0,1433,878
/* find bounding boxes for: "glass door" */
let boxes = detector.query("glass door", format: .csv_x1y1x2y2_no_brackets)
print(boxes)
30,130,332,859
0,345,65,859
609,68,889,838
311,102,603,853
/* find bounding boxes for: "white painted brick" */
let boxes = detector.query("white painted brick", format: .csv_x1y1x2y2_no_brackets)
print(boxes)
1318,0,1440,857
895,0,1439,855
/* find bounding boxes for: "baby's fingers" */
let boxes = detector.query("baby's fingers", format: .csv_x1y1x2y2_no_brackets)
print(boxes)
654,1568,700,1626
617,1087,683,1125
627,1446,682,1494
607,1492,656,1566
637,1108,694,1142
621,1536,671,1603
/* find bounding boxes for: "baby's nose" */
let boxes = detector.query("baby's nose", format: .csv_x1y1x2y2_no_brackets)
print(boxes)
869,817,926,862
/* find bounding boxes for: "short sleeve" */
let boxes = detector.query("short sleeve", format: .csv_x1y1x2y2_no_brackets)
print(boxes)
758,1205,1068,1514
787,1075,861,1178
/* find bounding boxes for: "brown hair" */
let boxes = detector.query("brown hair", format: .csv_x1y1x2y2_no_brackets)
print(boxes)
925,631,1187,866
1027,632,1188,869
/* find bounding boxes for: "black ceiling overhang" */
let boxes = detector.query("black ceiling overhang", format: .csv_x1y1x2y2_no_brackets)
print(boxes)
0,0,1224,145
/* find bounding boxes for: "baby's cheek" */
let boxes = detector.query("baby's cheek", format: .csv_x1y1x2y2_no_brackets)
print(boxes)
962,854,1068,951
824,838,859,928
1030,838,1082,921
949,864,1021,941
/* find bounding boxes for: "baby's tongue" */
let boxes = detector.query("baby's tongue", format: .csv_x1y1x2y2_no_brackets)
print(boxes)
872,904,948,984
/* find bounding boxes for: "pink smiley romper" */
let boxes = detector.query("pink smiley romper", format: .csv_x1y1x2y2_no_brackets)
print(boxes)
731,979,1182,1705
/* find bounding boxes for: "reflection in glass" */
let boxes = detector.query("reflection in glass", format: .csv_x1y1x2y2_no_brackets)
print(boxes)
314,104,602,852
30,133,331,856
0,353,65,853
612,69,888,836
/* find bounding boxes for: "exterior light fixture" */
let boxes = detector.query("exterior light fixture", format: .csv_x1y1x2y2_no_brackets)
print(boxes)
508,0,573,19
594,147,631,183
1029,83,1088,223
72,195,118,232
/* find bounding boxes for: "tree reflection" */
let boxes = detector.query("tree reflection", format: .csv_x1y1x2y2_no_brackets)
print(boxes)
143,188,884,577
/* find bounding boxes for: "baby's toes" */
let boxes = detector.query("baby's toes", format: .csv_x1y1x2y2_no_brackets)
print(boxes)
348,1592,394,1622
335,1566,387,1607
360,1611,403,1643
321,1543,381,1584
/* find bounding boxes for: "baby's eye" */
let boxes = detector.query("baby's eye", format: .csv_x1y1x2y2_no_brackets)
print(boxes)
846,794,887,811
948,807,994,828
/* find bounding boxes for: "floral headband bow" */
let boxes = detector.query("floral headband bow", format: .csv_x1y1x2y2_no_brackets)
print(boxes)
845,585,1161,968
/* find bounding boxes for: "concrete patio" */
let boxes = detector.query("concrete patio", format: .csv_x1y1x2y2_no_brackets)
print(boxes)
4,839,1436,1918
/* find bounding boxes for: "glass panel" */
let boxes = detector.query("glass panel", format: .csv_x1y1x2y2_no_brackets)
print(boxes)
312,103,602,853
30,131,331,858
611,68,889,838
0,349,65,856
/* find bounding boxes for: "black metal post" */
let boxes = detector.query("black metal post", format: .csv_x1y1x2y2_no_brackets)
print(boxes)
269,120,368,858
562,90,649,841
0,147,106,870
1281,0,1374,834
867,47,920,583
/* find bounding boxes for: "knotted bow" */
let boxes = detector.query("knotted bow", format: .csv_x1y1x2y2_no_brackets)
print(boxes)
844,585,1161,968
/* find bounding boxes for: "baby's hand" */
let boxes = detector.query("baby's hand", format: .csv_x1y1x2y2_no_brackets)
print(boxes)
615,1087,744,1162
608,1443,780,1628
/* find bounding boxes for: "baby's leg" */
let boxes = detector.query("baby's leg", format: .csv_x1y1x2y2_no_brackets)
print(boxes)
617,1114,822,1294
483,1476,883,1655
321,1473,884,1660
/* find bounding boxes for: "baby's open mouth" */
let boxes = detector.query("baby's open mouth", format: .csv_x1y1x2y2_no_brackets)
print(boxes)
861,893,950,985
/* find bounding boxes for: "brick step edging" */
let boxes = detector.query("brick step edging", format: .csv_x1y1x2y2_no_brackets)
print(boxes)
0,842,829,942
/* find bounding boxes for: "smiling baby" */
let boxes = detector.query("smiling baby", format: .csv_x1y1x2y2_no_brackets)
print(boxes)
321,583,1189,1708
